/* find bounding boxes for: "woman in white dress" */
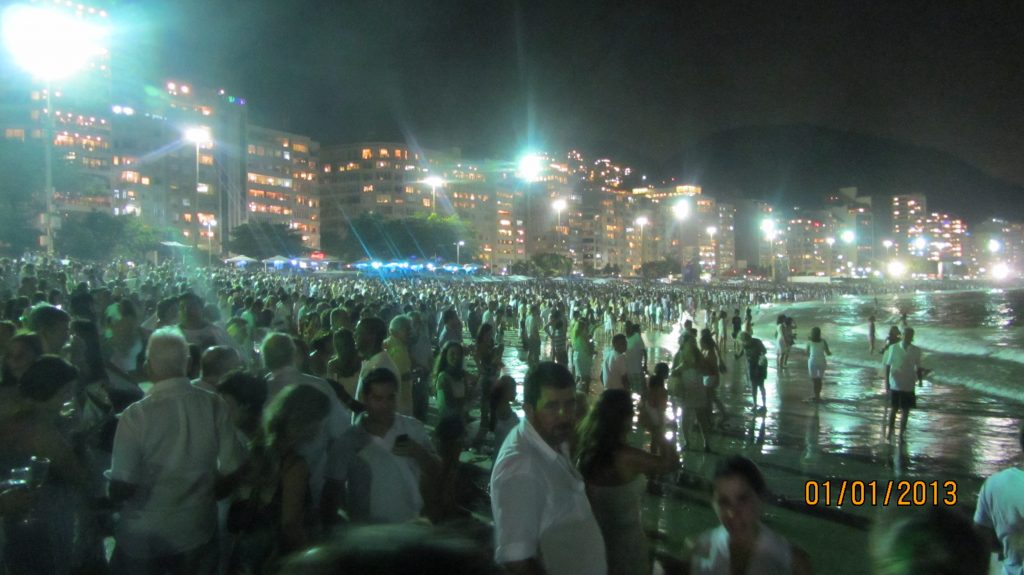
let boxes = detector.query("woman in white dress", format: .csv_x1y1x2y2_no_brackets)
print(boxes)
805,327,832,402
576,389,678,575
688,456,813,575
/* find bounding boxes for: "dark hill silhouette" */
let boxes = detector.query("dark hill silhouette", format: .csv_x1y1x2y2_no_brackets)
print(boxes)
662,124,1024,222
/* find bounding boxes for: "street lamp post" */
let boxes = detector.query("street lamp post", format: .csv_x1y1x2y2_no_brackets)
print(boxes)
423,175,444,215
635,216,649,269
825,237,835,276
3,4,107,256
184,127,211,249
706,225,718,276
205,219,217,268
760,219,777,281
455,240,465,266
552,198,567,228
673,200,689,277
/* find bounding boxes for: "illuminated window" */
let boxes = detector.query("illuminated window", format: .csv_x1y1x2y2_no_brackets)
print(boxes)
183,213,192,222
121,170,140,183
197,183,210,193
283,151,290,160
361,149,372,160
363,185,374,193
4,128,25,140
377,195,390,204
293,143,308,154
247,145,256,154
141,177,150,185
199,154,214,166
394,148,402,158
379,148,389,158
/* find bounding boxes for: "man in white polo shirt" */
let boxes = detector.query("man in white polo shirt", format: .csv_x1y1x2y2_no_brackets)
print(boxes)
108,327,245,574
490,362,606,575
883,327,924,442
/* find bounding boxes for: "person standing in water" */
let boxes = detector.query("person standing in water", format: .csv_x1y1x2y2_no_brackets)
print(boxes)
867,315,877,354
805,327,832,402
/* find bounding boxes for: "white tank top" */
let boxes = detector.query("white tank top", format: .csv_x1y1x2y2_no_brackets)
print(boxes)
690,525,794,575
807,340,828,364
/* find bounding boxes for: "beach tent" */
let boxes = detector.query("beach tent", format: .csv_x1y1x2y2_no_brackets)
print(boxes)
224,255,258,264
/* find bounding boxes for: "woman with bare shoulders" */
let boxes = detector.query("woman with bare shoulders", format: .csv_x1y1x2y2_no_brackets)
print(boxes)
577,389,678,575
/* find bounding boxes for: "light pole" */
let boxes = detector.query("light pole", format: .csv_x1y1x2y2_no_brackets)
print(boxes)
423,175,444,215
184,127,211,249
552,198,567,228
825,237,835,276
455,240,465,266
635,216,649,269
205,219,217,268
518,153,544,256
882,239,893,260
706,225,718,276
673,200,689,277
3,4,107,256
760,219,777,281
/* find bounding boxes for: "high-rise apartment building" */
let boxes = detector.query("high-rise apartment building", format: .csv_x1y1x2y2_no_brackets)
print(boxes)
891,194,927,256
245,126,320,249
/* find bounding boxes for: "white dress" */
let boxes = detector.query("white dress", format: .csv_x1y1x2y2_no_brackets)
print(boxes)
690,524,794,575
588,477,649,575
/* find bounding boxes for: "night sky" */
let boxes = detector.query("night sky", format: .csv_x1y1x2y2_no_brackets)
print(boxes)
128,0,1024,184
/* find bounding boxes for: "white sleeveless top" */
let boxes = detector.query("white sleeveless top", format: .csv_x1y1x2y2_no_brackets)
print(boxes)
807,340,828,364
690,525,794,575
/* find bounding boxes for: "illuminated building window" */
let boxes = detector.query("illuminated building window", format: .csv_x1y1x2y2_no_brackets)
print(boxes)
197,183,210,193
379,148,389,158
199,154,214,166
183,213,192,222
361,149,372,160
4,128,25,140
121,170,140,183
247,145,256,154
377,196,390,204
363,185,374,193
293,143,308,154
141,177,150,185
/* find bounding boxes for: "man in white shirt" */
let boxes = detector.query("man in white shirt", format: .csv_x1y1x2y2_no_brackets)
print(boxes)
326,367,439,523
525,305,542,367
601,334,629,391
354,317,401,401
625,323,647,393
108,327,245,574
490,362,607,575
975,426,1024,575
262,332,352,518
883,327,924,442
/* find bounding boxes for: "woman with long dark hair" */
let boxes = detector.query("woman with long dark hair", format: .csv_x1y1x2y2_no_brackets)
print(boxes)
433,341,472,424
576,389,677,575
474,323,502,440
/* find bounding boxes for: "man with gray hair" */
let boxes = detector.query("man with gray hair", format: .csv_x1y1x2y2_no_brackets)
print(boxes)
261,332,352,520
384,314,414,416
108,327,245,574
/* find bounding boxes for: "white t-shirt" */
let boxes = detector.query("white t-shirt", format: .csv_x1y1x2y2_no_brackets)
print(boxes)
602,350,628,391
975,467,1024,575
109,378,245,558
490,419,607,575
327,413,436,524
883,343,923,392
625,333,646,376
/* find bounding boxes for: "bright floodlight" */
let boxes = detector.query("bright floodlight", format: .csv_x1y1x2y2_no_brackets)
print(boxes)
841,230,856,244
3,4,107,80
635,216,649,227
457,240,465,247
423,176,445,188
552,199,567,212
882,239,894,249
706,226,718,236
992,262,1011,280
988,239,1002,253
184,126,211,145
825,237,835,246
887,260,907,278
913,237,927,250
672,200,690,220
517,153,544,183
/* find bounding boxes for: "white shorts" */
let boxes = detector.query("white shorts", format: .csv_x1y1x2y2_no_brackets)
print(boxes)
808,360,826,379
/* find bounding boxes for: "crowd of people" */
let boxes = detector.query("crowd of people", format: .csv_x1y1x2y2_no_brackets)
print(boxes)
0,255,1015,575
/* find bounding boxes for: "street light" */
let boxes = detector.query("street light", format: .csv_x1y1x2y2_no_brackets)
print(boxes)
882,239,893,257
825,237,835,276
635,216,649,266
841,230,856,244
517,153,544,183
988,239,1002,253
204,219,217,267
552,198,567,228
760,219,777,280
423,175,445,214
184,127,211,248
455,240,465,266
3,4,107,256
672,200,690,220
706,226,718,275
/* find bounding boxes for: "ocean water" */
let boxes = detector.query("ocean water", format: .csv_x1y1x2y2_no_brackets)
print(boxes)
769,289,1024,402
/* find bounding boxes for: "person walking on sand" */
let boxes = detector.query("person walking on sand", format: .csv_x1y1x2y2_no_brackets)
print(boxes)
867,315,877,354
883,327,924,443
